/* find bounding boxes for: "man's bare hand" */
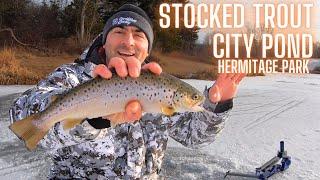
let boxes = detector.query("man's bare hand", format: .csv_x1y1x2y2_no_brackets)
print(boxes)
92,58,162,124
209,73,246,103
101,100,142,124
93,57,162,78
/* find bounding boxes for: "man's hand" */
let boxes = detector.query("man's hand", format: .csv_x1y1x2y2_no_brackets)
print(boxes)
209,73,246,103
92,57,162,125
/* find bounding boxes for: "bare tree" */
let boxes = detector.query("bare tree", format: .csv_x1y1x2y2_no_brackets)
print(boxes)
80,0,90,43
0,28,50,53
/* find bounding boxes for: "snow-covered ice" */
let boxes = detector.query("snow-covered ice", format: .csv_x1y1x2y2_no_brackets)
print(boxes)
0,74,319,179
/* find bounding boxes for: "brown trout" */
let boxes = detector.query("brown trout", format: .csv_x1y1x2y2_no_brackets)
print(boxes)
9,71,205,150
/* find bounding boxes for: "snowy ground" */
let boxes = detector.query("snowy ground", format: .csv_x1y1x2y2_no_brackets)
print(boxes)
0,74,319,179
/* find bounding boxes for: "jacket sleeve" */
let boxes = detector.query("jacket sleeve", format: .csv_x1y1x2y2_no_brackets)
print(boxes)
9,62,105,150
167,86,233,148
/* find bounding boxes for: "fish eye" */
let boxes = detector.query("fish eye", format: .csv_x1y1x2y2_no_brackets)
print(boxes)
192,94,199,100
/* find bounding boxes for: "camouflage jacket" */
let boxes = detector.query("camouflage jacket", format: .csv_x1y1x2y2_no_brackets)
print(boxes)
9,34,233,179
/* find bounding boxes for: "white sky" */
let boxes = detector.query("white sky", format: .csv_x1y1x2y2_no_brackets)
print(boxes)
192,0,320,43
32,0,320,43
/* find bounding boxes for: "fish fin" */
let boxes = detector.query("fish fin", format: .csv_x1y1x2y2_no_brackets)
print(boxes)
9,114,48,151
110,121,117,128
62,118,84,130
161,106,176,116
51,95,59,103
105,113,123,128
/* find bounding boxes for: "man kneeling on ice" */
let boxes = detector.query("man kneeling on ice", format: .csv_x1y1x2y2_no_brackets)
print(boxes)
9,4,245,179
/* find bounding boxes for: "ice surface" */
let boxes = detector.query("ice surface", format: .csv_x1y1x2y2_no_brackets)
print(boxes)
1,74,319,179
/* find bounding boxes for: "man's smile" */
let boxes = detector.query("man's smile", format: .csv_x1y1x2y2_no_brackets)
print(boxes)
118,51,135,57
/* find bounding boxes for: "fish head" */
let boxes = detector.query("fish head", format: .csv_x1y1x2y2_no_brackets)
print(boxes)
173,85,205,113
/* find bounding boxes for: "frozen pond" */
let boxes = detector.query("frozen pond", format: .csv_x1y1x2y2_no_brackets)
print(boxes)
1,74,319,179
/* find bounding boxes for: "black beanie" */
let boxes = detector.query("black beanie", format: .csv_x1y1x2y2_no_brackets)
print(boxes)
102,4,154,53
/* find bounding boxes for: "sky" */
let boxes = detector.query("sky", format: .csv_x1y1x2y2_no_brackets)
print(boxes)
32,0,320,43
191,0,320,43
190,0,320,43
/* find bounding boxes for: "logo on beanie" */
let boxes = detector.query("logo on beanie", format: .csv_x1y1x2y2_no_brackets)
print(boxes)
112,17,137,26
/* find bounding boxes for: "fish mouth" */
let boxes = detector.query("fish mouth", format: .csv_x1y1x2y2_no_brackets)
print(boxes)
191,105,204,112
118,51,135,57
190,98,205,112
191,101,204,112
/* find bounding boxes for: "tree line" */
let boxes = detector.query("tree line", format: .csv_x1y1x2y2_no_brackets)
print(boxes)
0,0,199,54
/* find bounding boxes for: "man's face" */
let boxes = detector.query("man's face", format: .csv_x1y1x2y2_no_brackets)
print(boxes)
103,26,149,64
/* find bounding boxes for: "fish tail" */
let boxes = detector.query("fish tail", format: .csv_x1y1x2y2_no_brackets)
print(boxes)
110,121,117,128
9,114,48,151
